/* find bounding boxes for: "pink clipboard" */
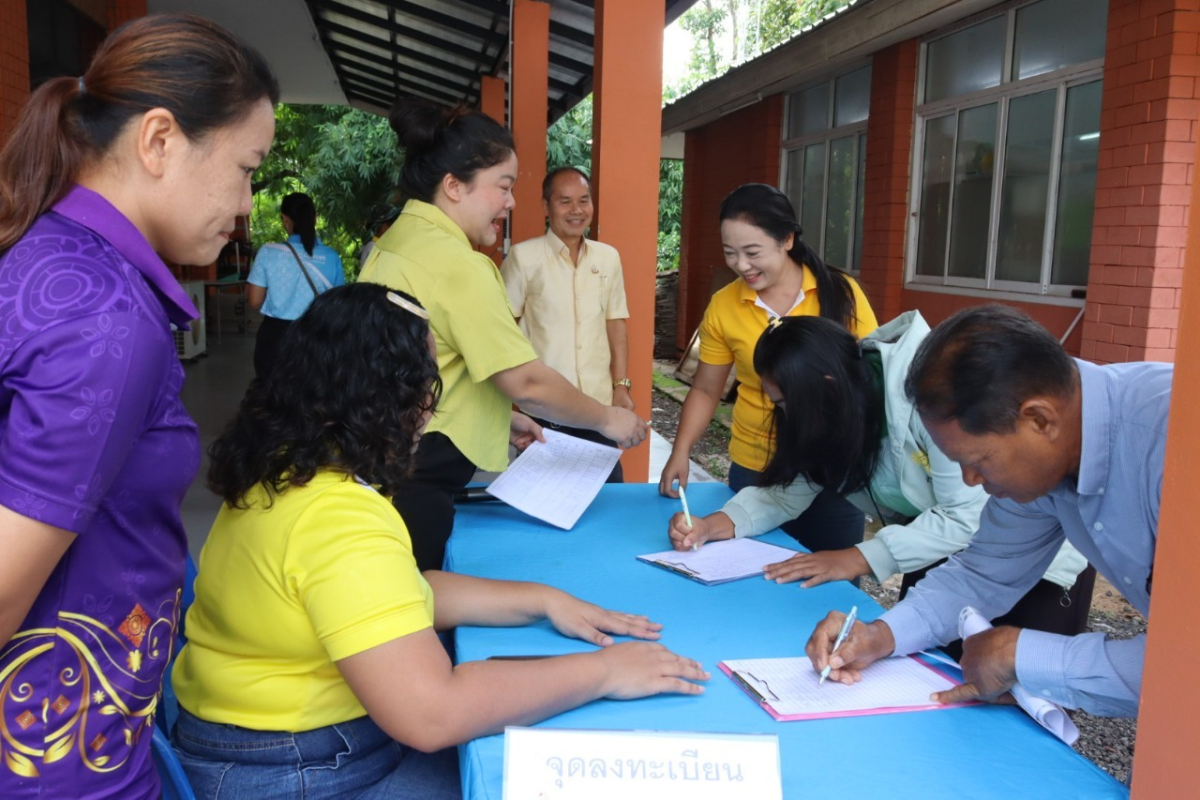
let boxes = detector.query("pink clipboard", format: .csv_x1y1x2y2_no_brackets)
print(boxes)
719,657,978,722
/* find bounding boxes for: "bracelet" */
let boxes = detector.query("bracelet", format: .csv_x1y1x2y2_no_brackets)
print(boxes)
613,378,632,389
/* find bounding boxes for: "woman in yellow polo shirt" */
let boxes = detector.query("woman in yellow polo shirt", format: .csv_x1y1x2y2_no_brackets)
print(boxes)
360,95,647,571
171,284,707,798
659,183,878,554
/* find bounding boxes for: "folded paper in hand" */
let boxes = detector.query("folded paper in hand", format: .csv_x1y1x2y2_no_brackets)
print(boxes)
958,606,1080,746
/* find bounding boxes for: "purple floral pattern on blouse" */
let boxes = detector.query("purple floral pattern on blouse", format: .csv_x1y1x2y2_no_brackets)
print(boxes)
0,186,199,798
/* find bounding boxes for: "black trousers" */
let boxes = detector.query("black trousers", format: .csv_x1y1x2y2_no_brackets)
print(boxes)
253,315,293,380
900,560,1098,662
391,432,477,571
529,417,624,483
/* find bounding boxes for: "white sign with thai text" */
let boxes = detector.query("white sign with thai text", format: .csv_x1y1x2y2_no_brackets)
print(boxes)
502,727,782,799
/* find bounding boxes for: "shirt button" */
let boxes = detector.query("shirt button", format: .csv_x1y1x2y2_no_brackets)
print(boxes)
1097,487,1105,494
1042,690,1052,697
1094,522,1103,531
1123,577,1132,585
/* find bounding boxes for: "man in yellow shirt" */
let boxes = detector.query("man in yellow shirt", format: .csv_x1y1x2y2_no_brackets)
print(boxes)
502,167,632,482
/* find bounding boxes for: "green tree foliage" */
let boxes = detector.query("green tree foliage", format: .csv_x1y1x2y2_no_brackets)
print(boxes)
251,104,399,279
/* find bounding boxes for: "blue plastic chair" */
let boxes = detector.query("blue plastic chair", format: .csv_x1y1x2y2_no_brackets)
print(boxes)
153,552,199,799
153,726,197,800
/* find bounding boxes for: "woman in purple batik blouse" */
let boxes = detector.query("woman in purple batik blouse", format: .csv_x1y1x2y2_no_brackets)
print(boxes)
0,14,278,799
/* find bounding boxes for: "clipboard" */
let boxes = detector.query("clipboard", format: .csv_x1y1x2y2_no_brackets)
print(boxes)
719,656,976,721
635,538,798,586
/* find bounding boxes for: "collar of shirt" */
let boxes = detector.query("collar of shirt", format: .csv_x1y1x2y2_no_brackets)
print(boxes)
401,199,471,248
52,184,199,327
1072,359,1113,498
544,228,589,266
739,263,816,317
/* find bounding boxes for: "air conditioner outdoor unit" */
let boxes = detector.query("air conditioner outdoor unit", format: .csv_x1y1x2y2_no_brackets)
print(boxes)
174,281,206,361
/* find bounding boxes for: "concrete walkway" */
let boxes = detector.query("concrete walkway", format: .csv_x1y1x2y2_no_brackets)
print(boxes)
178,329,715,558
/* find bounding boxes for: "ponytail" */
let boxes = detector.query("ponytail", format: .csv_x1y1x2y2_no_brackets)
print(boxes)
0,78,89,250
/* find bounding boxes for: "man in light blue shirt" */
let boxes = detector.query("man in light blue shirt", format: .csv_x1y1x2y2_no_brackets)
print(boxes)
807,304,1166,717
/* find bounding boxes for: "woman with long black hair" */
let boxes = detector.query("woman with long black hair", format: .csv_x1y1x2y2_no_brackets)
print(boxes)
659,183,878,555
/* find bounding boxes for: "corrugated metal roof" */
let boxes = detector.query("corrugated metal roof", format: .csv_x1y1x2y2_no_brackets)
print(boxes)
310,0,698,119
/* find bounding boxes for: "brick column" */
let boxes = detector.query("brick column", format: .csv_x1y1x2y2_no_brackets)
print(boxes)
510,0,549,245
859,40,917,324
593,0,666,482
1,0,30,142
1082,0,1200,363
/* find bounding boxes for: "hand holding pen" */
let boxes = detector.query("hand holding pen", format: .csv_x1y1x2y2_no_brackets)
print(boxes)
819,605,857,685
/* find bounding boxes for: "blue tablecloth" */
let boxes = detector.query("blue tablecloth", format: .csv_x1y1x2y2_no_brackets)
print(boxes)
446,483,1126,799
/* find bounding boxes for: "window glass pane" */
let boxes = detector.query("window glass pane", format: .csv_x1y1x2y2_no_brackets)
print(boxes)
853,133,866,272
947,104,998,279
1015,0,1108,80
924,16,1005,103
789,83,831,138
1052,80,1102,286
801,143,827,252
996,90,1057,283
824,136,856,269
916,115,957,277
834,67,872,127
785,148,804,215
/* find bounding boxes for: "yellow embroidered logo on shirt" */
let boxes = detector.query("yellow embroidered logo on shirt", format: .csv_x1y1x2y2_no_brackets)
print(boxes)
912,450,931,474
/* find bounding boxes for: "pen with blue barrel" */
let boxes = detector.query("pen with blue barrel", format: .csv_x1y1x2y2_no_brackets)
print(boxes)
819,605,858,686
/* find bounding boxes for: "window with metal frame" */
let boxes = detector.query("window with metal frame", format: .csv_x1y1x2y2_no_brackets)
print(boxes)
781,65,871,274
909,0,1107,299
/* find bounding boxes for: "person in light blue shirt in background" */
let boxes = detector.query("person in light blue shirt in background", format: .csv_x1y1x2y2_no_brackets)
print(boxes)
807,304,1166,718
248,192,344,378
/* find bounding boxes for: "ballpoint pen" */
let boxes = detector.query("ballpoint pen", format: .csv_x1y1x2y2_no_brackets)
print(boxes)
819,605,858,686
678,484,697,551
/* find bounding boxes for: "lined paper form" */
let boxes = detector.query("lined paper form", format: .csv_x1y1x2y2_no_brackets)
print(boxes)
485,429,622,529
636,538,798,586
720,656,971,721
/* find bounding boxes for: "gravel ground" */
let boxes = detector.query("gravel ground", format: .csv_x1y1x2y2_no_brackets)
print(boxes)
650,386,1140,785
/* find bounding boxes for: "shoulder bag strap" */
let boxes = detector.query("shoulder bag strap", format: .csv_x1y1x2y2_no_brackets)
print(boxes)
283,242,323,298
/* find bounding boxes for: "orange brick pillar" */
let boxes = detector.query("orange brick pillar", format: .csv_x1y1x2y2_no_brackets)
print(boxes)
510,0,549,246
1,0,30,142
106,0,146,30
1131,103,1200,796
1082,0,1200,364
592,0,665,482
859,40,917,323
480,75,506,126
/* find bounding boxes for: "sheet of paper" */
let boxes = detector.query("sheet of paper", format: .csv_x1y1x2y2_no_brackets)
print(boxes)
485,429,622,529
959,606,1080,745
721,655,963,719
503,727,782,800
636,538,798,585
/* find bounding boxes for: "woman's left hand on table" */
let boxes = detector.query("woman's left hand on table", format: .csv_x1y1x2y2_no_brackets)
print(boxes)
763,547,870,588
545,592,663,647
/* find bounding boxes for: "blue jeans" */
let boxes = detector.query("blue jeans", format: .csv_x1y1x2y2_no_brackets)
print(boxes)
171,707,461,799
727,462,866,553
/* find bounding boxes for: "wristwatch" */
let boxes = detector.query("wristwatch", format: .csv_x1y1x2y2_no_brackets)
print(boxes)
613,378,632,389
